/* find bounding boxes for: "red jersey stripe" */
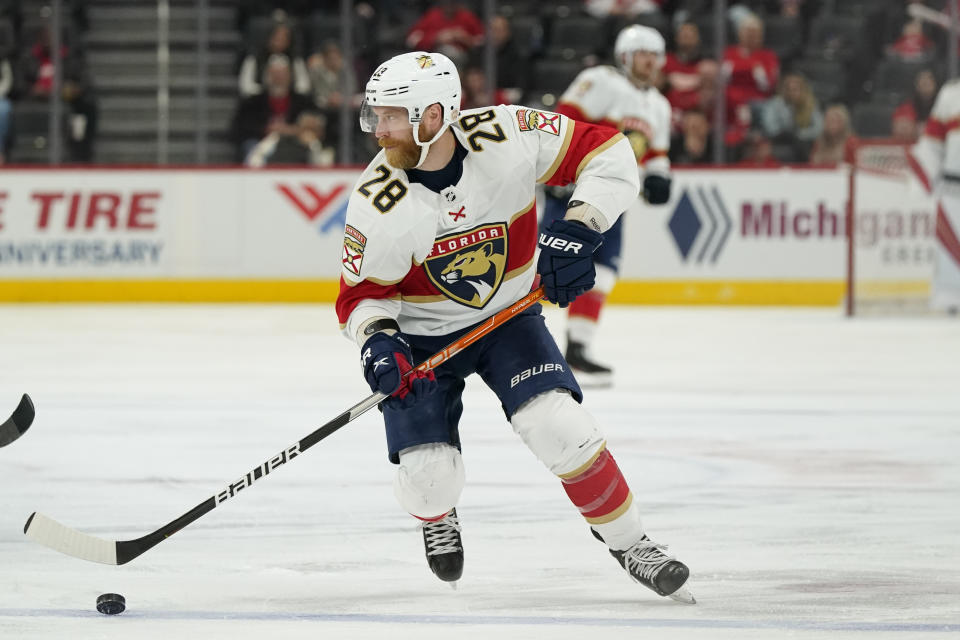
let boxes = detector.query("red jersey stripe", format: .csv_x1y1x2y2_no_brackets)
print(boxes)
556,101,620,130
543,120,623,186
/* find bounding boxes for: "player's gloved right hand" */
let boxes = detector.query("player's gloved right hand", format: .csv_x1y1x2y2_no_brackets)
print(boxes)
643,174,672,205
360,332,437,410
537,218,604,308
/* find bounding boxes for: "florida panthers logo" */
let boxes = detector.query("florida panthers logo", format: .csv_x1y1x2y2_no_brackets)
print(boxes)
425,223,508,308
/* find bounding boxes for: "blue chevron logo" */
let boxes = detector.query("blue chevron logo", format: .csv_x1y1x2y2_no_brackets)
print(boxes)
667,186,732,263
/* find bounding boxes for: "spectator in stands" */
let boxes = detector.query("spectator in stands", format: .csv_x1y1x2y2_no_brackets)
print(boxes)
738,132,778,166
585,0,666,18
460,65,510,111
887,18,936,62
246,110,334,167
238,21,310,98
809,104,855,165
663,22,709,117
0,51,12,164
231,55,313,161
892,110,919,143
892,68,938,133
723,13,779,131
308,40,348,112
759,72,822,161
669,108,715,164
405,0,484,67
62,63,97,163
488,15,525,103
20,24,69,99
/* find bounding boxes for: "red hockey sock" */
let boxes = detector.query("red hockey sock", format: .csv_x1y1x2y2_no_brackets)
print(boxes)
568,290,605,322
559,447,633,525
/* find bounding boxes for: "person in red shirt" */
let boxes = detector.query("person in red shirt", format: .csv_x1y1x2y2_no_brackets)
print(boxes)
892,68,939,131
663,21,709,115
888,19,936,62
722,14,779,130
24,25,69,98
405,0,484,66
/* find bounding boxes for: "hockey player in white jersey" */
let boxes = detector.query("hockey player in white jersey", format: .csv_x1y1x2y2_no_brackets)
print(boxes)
912,78,960,312
542,24,674,386
335,51,694,603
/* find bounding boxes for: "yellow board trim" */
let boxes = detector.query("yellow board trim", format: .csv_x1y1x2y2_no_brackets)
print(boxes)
607,280,847,306
0,280,342,303
0,279,849,304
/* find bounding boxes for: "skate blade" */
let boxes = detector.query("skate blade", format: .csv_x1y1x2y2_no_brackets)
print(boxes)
448,580,459,591
668,586,696,604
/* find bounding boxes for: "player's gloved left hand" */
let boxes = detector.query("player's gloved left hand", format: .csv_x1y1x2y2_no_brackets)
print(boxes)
643,174,672,205
360,332,437,410
537,218,604,308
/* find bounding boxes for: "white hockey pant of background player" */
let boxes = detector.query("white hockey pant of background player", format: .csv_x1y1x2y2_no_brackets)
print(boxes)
934,182,960,311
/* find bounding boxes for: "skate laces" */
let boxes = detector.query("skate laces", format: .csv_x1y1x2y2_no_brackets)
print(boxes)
421,512,462,557
621,537,675,583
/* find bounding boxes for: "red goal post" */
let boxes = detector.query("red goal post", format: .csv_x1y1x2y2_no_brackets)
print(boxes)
845,139,938,316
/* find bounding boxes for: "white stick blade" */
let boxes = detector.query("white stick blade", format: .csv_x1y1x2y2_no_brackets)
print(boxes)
24,512,118,565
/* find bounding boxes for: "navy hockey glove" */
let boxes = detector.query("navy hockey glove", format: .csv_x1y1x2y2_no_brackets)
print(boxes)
537,218,604,308
361,332,437,410
643,174,672,205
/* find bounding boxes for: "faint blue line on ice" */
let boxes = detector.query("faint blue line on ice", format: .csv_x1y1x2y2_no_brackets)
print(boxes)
0,609,956,633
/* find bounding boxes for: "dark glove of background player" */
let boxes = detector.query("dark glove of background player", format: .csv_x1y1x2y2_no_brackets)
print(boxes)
537,218,604,308
361,332,437,409
643,174,672,205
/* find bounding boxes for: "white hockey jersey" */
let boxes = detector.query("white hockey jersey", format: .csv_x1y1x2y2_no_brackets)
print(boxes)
336,104,639,341
556,65,672,177
914,79,960,184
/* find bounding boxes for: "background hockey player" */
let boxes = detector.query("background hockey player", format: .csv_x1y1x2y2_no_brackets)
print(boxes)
913,78,960,313
541,24,673,386
335,51,694,603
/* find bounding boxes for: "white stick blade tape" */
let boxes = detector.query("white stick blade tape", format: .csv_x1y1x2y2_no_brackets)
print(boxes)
25,513,118,565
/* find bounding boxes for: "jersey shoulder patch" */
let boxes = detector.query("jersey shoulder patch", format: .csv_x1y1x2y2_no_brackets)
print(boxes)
514,107,562,136
341,223,367,278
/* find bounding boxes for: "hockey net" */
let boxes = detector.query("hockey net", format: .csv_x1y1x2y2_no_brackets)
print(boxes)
846,140,938,315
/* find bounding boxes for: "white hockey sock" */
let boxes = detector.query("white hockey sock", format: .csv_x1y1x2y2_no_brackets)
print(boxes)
567,315,598,346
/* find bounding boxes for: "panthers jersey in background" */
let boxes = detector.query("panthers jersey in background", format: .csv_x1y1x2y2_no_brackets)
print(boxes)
913,79,960,310
336,104,639,341
556,65,671,178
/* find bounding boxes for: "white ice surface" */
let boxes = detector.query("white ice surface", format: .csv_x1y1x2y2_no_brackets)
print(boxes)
0,303,958,640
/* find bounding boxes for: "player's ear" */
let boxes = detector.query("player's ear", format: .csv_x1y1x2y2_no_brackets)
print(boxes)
426,102,444,126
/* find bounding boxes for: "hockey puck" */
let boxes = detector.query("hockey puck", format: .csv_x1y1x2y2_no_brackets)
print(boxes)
96,593,126,615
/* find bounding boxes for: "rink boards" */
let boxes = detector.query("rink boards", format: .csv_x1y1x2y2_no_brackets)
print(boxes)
0,165,936,304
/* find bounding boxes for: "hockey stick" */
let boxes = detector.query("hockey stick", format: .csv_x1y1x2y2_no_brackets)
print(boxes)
0,394,35,448
24,287,545,565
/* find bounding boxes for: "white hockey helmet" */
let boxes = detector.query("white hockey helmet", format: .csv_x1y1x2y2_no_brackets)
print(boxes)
614,24,666,72
359,51,461,166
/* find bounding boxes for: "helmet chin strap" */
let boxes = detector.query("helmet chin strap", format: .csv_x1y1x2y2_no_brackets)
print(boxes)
411,121,449,168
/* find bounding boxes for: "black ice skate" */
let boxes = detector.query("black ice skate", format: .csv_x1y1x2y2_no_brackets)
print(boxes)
421,508,464,585
592,529,696,604
565,340,613,388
